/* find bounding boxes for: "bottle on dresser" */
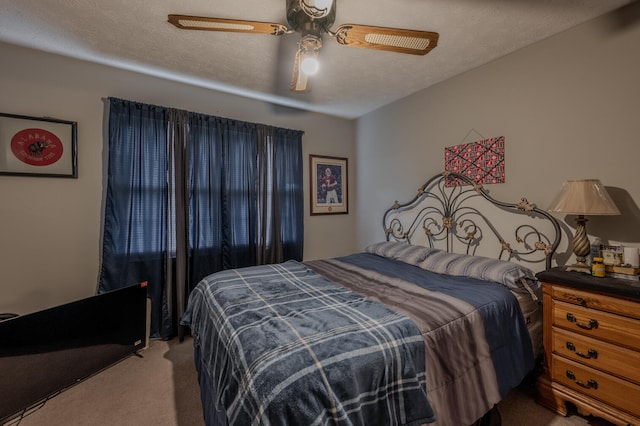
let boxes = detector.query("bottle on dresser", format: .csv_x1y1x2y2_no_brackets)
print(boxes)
588,237,601,266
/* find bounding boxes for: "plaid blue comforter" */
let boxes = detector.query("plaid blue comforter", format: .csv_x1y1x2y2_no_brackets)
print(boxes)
182,260,435,426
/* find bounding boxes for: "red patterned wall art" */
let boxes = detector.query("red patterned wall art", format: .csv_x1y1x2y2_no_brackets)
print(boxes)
444,136,505,186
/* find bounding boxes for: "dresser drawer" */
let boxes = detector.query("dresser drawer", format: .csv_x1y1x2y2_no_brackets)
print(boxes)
552,355,640,417
551,285,640,319
552,300,640,351
552,327,640,385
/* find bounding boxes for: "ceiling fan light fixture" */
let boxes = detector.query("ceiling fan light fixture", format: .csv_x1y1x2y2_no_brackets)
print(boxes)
300,54,319,76
299,0,334,19
291,34,322,92
299,34,322,76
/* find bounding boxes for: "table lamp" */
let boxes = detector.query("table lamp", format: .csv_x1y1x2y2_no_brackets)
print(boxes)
547,179,620,273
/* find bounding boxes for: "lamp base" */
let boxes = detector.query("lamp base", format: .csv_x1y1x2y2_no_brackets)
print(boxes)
567,215,592,275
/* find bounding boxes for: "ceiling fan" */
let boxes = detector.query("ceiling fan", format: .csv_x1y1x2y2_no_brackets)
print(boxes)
168,0,439,93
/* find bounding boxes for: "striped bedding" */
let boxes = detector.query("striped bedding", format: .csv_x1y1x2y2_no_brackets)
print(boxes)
183,243,537,426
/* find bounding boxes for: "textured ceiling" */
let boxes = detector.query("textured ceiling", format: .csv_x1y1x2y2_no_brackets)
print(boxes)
0,0,633,118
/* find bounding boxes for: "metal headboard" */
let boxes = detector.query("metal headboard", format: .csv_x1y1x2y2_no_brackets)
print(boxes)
383,172,561,271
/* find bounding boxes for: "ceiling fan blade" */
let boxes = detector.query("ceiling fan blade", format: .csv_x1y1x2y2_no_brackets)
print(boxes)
168,15,290,36
333,24,438,55
290,49,311,93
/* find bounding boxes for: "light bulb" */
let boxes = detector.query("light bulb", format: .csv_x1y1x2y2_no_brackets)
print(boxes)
300,56,319,75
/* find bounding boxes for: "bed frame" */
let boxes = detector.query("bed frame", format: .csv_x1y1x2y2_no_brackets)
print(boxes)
186,171,564,426
383,171,561,272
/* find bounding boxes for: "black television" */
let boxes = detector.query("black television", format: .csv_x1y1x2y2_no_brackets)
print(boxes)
0,283,147,424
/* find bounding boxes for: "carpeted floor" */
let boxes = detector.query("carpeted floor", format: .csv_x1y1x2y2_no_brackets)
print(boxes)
3,337,614,426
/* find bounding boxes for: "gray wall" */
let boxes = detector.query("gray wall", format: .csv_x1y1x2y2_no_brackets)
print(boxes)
355,4,640,265
0,42,356,315
2,3,639,316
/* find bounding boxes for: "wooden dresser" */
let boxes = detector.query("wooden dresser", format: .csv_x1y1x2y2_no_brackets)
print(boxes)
536,267,640,426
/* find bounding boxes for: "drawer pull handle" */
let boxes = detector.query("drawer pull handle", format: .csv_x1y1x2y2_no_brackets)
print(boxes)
563,293,587,306
565,313,598,330
565,370,599,390
578,349,599,359
565,342,598,359
577,319,599,330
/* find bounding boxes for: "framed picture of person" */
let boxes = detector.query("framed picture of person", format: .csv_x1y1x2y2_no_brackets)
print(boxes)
310,154,348,215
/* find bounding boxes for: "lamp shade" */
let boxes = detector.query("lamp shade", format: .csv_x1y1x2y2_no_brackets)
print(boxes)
547,179,620,216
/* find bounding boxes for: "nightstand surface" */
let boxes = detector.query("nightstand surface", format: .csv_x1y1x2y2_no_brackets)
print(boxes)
537,266,640,301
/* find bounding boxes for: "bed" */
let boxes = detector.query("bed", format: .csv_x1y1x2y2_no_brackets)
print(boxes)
182,171,561,426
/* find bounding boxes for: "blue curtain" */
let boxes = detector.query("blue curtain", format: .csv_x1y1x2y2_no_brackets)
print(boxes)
99,99,304,339
99,100,172,338
270,127,304,262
